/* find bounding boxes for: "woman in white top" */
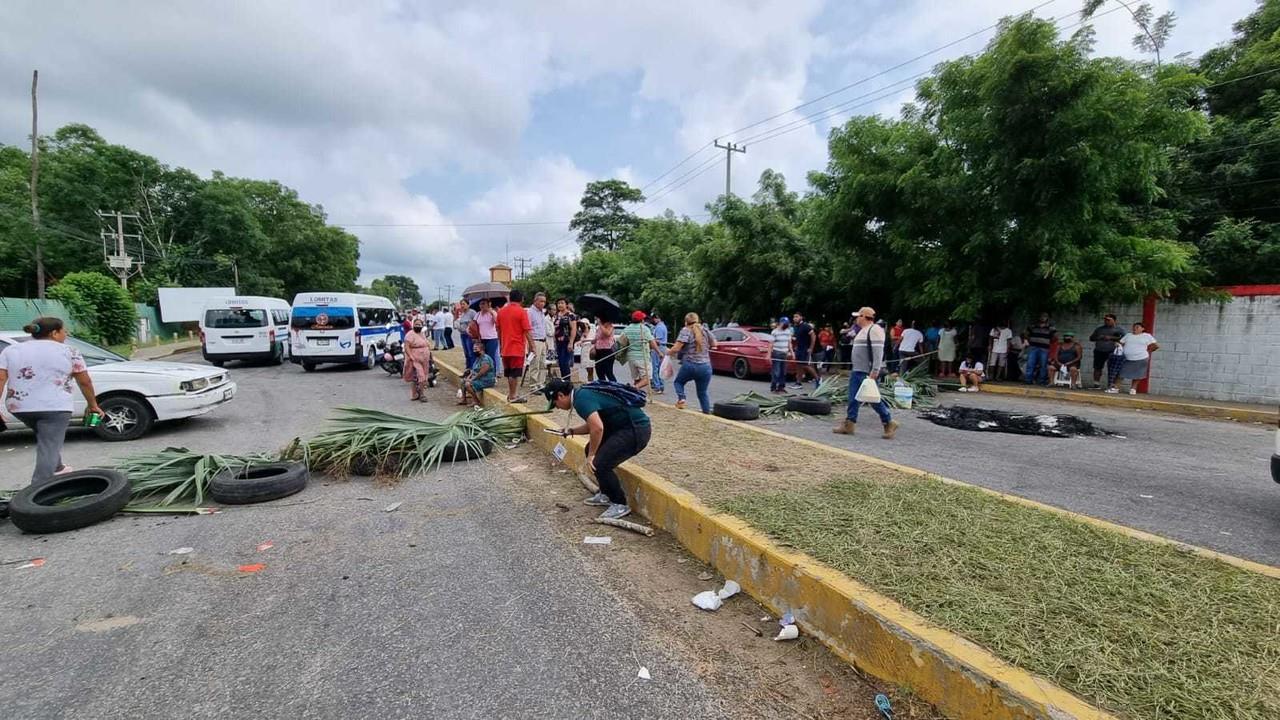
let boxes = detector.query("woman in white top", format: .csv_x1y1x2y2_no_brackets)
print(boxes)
957,352,985,392
0,317,101,485
1109,322,1159,395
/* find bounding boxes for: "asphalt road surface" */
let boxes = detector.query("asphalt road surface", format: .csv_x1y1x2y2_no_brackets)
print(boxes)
0,355,728,720
622,363,1280,566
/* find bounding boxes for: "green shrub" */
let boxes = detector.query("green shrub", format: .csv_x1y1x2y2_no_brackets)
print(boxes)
48,271,138,345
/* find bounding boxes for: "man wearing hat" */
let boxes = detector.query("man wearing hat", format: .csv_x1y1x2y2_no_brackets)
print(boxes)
543,378,651,520
619,310,659,391
834,306,899,439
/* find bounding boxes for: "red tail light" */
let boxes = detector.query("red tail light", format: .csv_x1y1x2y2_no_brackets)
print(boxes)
199,330,205,344
268,328,276,343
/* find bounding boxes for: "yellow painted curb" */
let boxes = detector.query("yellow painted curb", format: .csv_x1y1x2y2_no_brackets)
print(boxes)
976,383,1277,425
440,359,1117,719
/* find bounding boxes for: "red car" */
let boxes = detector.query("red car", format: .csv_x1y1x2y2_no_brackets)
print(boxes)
709,326,800,379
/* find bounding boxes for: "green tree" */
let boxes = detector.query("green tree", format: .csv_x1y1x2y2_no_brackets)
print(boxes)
368,274,421,307
569,179,645,252
48,271,138,345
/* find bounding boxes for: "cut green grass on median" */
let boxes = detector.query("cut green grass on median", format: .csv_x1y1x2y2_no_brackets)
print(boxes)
720,476,1280,720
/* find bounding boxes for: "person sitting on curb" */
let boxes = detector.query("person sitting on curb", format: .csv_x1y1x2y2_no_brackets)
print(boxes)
834,306,899,439
542,377,651,521
957,352,985,392
458,349,495,407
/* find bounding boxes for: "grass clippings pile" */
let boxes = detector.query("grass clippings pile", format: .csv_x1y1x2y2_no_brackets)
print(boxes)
721,475,1280,720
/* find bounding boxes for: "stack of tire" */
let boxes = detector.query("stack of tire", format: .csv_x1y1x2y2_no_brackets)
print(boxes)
3,463,308,534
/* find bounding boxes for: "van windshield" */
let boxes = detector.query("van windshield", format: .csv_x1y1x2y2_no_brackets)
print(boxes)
291,306,355,330
205,309,268,329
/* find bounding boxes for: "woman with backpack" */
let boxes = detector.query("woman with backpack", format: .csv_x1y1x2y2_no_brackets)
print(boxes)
666,312,717,413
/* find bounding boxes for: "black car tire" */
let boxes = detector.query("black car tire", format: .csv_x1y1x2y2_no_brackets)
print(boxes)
94,395,154,442
350,455,378,477
271,344,285,366
786,396,833,415
733,357,751,380
210,360,225,368
210,462,308,505
8,470,131,534
1272,453,1280,484
442,439,494,462
302,362,317,372
713,401,760,421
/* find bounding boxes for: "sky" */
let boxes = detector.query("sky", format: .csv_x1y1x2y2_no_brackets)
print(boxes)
0,0,1258,301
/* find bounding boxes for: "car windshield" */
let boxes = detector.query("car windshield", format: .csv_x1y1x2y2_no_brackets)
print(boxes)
291,306,355,330
9,335,127,367
205,308,268,328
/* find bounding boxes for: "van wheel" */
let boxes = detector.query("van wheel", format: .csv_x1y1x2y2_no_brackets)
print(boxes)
271,344,284,366
302,362,316,372
211,360,225,368
364,347,377,370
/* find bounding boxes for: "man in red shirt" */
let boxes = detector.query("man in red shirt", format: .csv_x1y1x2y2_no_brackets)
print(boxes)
495,289,535,402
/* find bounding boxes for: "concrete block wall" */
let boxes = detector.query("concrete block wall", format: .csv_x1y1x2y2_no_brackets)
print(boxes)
1049,296,1280,405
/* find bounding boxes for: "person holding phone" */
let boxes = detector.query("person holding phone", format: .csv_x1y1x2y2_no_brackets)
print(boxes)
0,317,101,486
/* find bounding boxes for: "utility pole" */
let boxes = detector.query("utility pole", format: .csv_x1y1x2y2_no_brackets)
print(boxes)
713,140,746,197
513,256,531,279
97,210,143,288
31,70,44,298
438,285,454,306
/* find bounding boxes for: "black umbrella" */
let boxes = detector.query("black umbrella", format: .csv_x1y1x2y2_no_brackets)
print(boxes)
577,293,622,323
462,281,510,302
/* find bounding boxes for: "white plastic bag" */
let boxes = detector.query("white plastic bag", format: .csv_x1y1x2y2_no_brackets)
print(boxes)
660,354,678,382
691,590,723,611
854,377,882,403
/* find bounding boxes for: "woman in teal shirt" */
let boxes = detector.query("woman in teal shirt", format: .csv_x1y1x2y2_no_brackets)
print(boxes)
459,351,496,407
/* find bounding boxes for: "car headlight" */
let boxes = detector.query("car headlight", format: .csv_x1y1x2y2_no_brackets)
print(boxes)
181,378,210,392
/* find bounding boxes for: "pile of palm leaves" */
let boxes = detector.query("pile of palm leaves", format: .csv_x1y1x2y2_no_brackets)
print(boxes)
116,447,278,512
802,365,941,410
295,406,529,477
729,390,798,419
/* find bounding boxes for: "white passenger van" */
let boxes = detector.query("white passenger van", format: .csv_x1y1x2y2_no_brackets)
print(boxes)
289,292,400,372
200,296,292,367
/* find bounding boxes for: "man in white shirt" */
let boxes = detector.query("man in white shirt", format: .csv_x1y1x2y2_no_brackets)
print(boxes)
988,323,1013,380
524,292,550,389
437,308,455,349
898,321,925,374
768,317,795,394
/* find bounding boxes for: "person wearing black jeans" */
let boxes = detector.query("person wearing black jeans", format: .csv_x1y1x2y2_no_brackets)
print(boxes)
543,378,650,521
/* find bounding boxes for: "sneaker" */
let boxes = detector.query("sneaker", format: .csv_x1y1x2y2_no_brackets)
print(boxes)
1129,388,1137,395
788,383,803,390
1104,387,1119,394
675,399,687,409
957,387,969,392
970,387,979,392
599,504,631,520
583,492,612,507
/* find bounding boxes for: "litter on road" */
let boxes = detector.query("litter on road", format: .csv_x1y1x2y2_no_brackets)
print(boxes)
168,547,195,555
255,541,274,552
237,563,266,573
583,536,612,545
595,516,654,536
697,571,714,581
692,579,742,611
17,558,46,570
775,625,799,641
383,501,403,513
637,667,651,680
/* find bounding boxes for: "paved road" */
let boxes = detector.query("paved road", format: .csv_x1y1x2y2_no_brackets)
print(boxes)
625,364,1280,566
1,355,727,720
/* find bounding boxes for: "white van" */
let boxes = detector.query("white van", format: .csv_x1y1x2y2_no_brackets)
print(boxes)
289,292,401,371
200,296,292,367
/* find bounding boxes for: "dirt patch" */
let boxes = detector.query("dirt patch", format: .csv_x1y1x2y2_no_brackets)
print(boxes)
493,444,940,720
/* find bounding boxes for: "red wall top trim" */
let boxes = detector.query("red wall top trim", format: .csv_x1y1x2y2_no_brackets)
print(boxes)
1213,285,1280,297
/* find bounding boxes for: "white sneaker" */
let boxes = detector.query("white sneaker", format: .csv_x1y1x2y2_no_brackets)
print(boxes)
957,387,969,392
1104,388,1119,394
599,504,631,520
583,492,611,507
1129,389,1137,395
969,387,980,392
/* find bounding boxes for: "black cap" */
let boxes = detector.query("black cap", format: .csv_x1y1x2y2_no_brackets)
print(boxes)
541,378,574,409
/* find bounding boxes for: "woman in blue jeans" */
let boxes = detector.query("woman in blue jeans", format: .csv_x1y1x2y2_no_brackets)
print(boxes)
666,312,717,413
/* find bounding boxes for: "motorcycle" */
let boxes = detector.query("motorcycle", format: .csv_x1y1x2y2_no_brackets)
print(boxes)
376,339,438,387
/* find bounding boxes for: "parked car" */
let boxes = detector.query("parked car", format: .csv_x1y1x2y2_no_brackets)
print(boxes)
0,331,237,441
709,326,799,380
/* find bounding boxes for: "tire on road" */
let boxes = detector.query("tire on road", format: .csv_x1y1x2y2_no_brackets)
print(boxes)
94,394,154,442
8,469,132,534
302,362,317,372
713,401,760,421
350,455,378,477
786,396,832,416
210,462,308,505
442,438,494,462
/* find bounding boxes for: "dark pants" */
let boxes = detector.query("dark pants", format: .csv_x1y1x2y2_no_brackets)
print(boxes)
899,350,919,374
595,352,618,382
15,411,72,485
674,361,713,413
555,341,574,378
590,424,652,505
444,327,454,349
770,351,788,391
845,371,892,425
461,335,475,370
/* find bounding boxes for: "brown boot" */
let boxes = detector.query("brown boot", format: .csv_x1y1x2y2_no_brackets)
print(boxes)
882,420,900,439
832,419,855,435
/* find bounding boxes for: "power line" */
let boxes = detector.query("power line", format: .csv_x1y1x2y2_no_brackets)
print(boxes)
1204,65,1280,90
1185,137,1280,158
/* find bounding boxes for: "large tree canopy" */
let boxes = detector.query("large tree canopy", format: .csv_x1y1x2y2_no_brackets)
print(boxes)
568,179,645,252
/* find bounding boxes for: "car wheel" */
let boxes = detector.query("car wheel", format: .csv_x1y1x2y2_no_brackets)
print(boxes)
302,362,317,372
364,346,377,370
94,395,153,441
210,360,225,368
271,344,284,366
1272,453,1279,484
713,401,760,421
210,462,308,504
733,357,751,379
786,396,832,416
8,469,131,533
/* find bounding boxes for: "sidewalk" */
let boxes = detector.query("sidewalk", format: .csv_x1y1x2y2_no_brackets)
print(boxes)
130,338,201,361
972,382,1276,424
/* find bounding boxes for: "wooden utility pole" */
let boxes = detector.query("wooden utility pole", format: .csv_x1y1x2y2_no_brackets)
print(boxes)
31,70,45,299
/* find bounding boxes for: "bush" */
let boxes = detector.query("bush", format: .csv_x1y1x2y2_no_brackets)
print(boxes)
48,271,138,345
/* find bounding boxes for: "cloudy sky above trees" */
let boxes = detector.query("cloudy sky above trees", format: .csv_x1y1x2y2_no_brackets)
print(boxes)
0,0,1255,297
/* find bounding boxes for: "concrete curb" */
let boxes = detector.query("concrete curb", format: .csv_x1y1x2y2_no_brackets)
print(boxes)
130,339,201,361
440,359,1118,720
974,383,1277,424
